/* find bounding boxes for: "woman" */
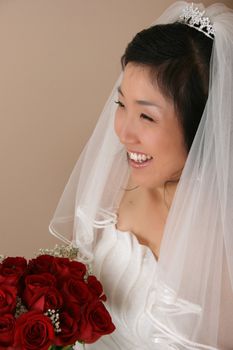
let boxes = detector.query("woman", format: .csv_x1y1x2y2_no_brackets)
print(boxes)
50,2,233,349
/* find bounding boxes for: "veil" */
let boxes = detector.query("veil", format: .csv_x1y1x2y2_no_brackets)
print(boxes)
49,2,233,348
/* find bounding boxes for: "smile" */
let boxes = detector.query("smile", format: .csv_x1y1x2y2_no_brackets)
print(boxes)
127,151,153,164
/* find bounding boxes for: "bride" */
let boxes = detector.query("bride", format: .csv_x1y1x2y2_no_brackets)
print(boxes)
50,2,233,349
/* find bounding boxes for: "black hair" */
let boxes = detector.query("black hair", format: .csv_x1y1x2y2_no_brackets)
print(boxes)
121,22,213,151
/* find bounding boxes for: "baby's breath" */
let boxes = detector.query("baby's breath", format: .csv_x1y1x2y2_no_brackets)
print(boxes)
36,244,92,274
15,297,28,318
37,244,79,260
45,309,61,333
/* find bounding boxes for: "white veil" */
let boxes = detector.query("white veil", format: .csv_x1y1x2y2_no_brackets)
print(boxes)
50,2,233,348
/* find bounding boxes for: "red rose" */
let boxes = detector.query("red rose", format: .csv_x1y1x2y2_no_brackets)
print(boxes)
79,301,115,343
14,311,54,350
0,314,15,348
23,273,56,307
68,261,87,280
25,273,56,289
65,301,82,319
0,284,17,315
51,257,71,281
2,256,27,270
27,255,54,274
0,257,27,287
62,278,92,306
53,311,79,346
25,286,63,312
87,275,106,301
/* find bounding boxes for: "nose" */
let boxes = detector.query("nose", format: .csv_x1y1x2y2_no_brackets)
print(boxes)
116,116,139,145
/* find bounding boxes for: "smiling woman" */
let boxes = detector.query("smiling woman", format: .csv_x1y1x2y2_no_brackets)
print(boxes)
114,63,187,190
49,2,233,349
114,64,188,260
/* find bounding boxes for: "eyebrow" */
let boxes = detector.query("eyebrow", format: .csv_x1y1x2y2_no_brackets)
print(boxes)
117,86,162,108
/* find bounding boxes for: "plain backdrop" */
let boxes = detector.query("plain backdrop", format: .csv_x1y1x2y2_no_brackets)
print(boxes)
0,0,232,257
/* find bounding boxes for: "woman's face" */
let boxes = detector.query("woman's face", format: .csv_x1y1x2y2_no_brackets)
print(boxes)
114,63,188,190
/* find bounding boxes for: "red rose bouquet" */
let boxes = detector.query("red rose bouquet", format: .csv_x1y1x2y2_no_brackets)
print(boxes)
0,245,115,350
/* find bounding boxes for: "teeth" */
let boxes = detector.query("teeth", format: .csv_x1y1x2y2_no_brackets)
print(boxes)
128,152,152,163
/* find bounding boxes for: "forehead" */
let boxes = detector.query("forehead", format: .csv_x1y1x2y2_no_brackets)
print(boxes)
121,63,154,92
120,63,173,108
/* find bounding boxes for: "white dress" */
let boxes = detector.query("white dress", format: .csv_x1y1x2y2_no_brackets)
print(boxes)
85,225,162,350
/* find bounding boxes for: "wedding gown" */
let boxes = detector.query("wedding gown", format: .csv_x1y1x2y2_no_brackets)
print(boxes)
85,224,166,350
83,222,233,349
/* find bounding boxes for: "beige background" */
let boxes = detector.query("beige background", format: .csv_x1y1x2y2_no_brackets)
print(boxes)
0,0,232,257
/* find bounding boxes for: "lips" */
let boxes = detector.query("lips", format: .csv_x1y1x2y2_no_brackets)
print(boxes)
127,151,153,168
127,151,153,163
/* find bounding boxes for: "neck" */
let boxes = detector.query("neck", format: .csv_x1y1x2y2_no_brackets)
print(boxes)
126,175,179,210
143,181,179,210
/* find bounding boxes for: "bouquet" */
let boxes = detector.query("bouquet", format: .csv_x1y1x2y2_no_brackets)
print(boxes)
0,245,115,349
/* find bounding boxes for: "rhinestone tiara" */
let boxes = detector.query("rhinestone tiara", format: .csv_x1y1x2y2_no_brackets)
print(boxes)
179,3,215,39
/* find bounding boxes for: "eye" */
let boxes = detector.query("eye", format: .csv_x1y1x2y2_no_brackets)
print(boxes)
140,113,155,122
114,100,125,108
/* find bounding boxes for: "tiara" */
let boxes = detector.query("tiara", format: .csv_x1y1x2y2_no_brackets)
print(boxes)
179,3,215,39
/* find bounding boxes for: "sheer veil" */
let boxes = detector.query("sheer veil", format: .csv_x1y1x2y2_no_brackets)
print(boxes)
49,2,233,348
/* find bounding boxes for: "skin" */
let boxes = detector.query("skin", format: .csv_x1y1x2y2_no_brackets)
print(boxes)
114,63,188,259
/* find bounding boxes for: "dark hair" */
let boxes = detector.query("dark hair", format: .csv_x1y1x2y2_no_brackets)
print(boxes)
121,22,213,151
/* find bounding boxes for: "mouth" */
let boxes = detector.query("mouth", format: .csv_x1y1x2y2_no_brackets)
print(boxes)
127,151,153,168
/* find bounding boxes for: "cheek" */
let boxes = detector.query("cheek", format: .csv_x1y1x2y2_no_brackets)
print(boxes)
161,119,186,151
159,132,187,167
168,126,187,161
114,110,122,138
145,130,166,154
148,127,187,164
